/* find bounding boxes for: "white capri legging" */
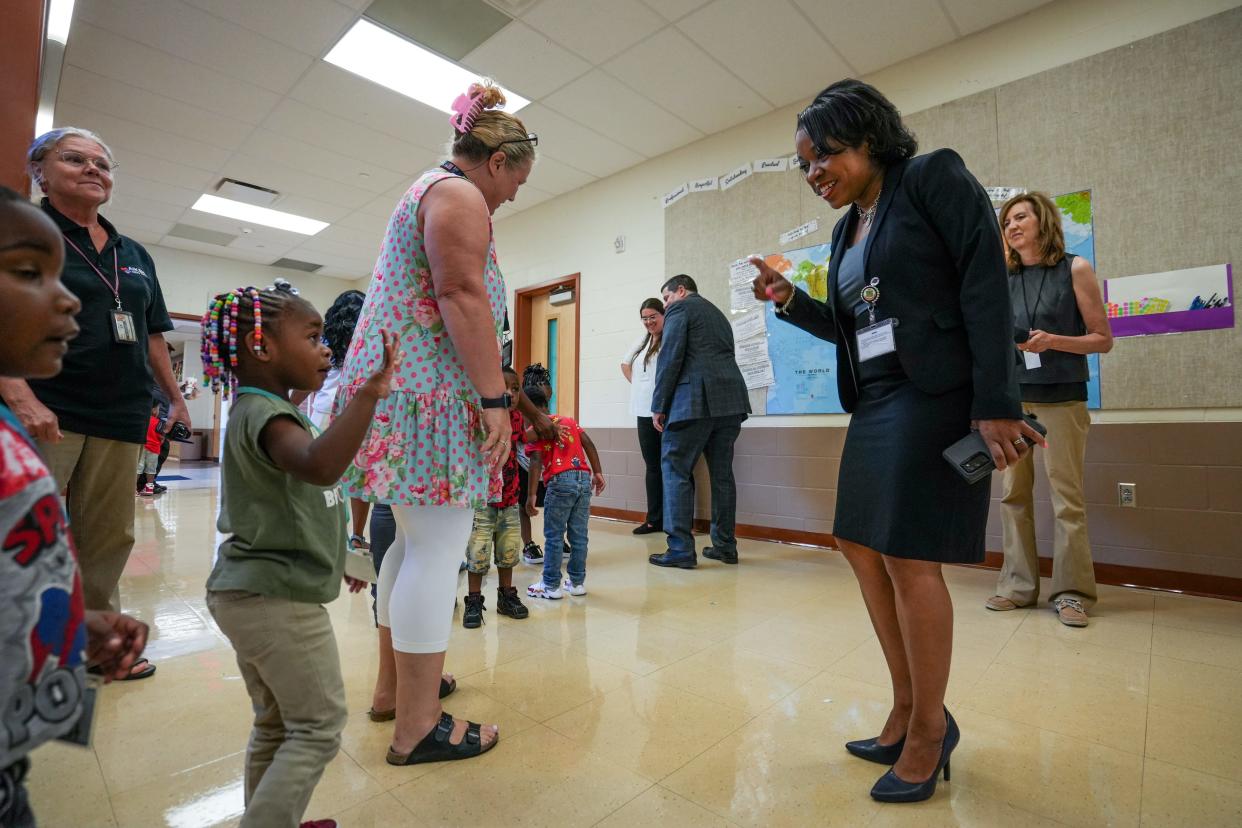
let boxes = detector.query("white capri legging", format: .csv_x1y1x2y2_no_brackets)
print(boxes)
377,504,473,653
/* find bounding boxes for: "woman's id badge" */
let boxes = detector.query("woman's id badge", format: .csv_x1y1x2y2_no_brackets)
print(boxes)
856,319,898,362
110,309,138,344
1023,351,1042,369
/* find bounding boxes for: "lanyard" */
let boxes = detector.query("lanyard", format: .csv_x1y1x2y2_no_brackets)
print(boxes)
62,234,122,310
1021,266,1050,331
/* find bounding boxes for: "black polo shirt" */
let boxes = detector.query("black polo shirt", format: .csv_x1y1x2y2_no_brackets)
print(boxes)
28,199,173,444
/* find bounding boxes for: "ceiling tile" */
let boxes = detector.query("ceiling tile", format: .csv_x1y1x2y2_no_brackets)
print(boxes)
519,104,645,178
679,0,845,107
183,0,357,56
523,156,594,195
105,151,216,194
260,99,439,176
235,129,409,195
158,234,290,264
602,27,770,133
57,66,255,151
792,0,956,74
54,102,235,171
107,192,187,222
96,207,175,237
335,210,395,235
462,21,591,100
287,63,451,153
108,174,202,210
74,0,313,94
522,0,665,63
543,70,703,158
639,0,714,21
64,22,280,123
510,183,556,210
218,154,370,215
367,0,513,61
940,0,1052,35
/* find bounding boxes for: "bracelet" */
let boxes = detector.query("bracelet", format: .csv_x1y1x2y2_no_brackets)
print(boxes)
776,289,796,315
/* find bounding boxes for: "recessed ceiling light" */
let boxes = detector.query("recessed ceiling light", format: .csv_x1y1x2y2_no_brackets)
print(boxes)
47,0,75,44
191,194,328,236
324,19,530,115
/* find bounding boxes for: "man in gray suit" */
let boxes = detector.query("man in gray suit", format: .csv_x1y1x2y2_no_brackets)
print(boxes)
649,274,751,568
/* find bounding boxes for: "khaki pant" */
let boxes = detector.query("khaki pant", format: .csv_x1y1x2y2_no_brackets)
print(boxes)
38,431,141,611
207,591,348,828
998,401,1097,608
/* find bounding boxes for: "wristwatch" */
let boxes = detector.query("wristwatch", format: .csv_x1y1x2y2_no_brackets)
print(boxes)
480,393,512,410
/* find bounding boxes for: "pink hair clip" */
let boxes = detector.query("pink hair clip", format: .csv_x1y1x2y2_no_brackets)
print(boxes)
449,88,486,134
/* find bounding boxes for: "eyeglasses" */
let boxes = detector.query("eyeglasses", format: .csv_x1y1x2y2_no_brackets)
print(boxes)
53,150,117,175
640,314,661,323
490,133,538,153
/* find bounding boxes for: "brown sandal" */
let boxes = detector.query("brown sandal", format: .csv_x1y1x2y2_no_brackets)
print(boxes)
369,675,457,721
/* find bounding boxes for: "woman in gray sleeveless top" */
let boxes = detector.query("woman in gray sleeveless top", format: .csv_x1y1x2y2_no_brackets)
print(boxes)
987,192,1113,627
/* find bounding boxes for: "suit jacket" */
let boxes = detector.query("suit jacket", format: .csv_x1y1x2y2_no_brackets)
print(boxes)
651,293,751,425
777,148,1021,420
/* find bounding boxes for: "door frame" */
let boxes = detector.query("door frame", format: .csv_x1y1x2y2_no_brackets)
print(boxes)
514,273,581,421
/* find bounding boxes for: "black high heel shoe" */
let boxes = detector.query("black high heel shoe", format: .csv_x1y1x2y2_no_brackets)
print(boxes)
870,709,959,803
845,735,906,765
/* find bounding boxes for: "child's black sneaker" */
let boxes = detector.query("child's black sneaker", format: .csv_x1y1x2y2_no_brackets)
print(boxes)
462,592,485,628
496,586,529,619
522,541,543,565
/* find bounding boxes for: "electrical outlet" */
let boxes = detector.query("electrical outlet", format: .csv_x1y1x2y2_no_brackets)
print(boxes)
1118,482,1137,508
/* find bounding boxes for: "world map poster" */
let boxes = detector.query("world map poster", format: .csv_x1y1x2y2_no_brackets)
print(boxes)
760,189,1100,415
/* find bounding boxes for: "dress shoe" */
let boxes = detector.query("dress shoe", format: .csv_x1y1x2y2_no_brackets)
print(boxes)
632,521,660,535
845,734,905,765
870,709,959,803
648,550,697,569
702,546,738,565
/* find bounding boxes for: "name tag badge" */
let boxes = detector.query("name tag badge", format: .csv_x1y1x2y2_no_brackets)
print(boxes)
110,309,138,344
1023,351,1042,369
856,318,898,362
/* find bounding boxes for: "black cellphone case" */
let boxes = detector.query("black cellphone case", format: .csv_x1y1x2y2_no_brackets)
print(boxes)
943,413,1048,484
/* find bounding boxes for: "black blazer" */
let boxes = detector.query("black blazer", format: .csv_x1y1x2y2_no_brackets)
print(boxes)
777,148,1021,420
651,293,751,425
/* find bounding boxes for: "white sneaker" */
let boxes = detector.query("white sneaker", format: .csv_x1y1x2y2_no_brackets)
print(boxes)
527,581,563,600
561,578,587,596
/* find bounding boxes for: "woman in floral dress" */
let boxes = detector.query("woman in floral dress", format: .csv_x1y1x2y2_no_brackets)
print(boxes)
336,82,537,765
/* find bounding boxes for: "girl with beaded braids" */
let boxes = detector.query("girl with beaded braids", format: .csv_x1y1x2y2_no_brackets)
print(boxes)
199,281,397,827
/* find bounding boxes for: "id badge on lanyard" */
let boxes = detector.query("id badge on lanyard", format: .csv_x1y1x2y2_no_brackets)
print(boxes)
856,276,898,361
63,237,138,345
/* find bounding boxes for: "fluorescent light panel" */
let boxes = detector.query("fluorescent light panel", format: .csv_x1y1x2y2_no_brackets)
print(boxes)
324,19,529,115
35,106,54,138
47,0,75,44
191,195,328,236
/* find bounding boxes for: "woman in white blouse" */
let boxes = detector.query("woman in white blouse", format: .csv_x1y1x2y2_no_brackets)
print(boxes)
621,298,665,534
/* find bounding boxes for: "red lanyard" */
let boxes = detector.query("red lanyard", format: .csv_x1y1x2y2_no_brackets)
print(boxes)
62,234,122,310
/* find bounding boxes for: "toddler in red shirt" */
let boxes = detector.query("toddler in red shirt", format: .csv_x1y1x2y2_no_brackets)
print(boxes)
523,387,605,599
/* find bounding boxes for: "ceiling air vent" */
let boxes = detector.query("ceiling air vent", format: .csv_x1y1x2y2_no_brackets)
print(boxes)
484,0,538,15
270,257,323,273
214,178,280,207
167,224,238,246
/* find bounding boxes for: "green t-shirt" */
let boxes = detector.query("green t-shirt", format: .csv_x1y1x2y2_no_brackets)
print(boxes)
207,390,348,604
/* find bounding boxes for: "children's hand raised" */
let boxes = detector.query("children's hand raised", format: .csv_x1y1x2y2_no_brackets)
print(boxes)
360,330,399,400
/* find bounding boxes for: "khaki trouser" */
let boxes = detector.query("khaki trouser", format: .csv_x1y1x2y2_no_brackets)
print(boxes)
207,591,348,828
998,400,1097,608
38,431,141,612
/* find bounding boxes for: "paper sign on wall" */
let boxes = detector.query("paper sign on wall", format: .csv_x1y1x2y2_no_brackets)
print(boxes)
780,218,819,245
690,177,717,193
729,258,761,312
719,163,752,191
662,183,688,208
754,157,788,173
741,360,776,390
985,186,1026,201
735,335,770,366
730,307,766,341
1103,264,1234,337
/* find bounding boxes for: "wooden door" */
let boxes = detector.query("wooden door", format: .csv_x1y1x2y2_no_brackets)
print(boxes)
528,292,577,417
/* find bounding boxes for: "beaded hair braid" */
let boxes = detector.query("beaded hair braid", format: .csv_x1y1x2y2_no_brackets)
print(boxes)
200,279,302,396
522,363,552,392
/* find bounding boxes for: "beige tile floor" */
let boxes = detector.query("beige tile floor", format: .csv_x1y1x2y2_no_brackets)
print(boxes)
25,465,1242,827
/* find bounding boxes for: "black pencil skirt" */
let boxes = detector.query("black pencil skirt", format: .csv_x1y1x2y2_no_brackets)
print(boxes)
832,367,990,565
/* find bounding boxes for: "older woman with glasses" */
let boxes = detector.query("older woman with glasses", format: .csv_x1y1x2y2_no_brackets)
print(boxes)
0,128,187,680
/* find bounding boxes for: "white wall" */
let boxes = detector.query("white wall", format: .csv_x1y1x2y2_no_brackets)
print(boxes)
147,243,363,318
491,0,1239,430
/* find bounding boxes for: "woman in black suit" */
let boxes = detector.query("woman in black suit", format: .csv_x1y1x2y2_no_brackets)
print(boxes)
752,79,1043,803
